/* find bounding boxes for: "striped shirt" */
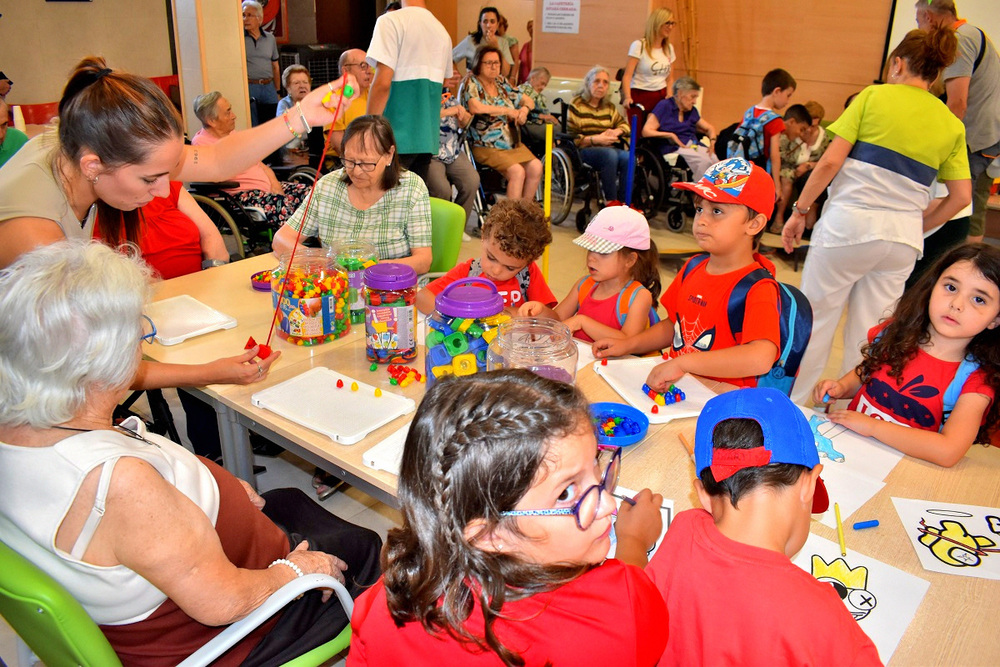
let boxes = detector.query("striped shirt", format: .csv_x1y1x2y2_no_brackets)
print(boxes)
567,95,630,145
814,84,968,256
284,169,432,260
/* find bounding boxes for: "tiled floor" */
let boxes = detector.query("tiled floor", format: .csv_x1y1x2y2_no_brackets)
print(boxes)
0,204,845,666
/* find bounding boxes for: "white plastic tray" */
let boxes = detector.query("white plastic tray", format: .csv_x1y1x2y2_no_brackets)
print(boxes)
146,294,237,345
593,358,716,423
363,423,410,476
251,367,416,445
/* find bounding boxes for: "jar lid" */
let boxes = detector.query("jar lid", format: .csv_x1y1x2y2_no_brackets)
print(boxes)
364,264,417,290
436,278,504,318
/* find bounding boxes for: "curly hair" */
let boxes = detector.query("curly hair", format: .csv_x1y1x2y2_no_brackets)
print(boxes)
481,199,551,261
382,370,592,666
857,244,1000,442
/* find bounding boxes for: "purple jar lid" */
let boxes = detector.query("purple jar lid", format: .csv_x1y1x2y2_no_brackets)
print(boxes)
364,263,417,290
436,278,504,318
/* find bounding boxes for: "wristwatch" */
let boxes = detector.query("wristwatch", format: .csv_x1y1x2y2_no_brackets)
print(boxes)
792,200,811,215
202,259,228,269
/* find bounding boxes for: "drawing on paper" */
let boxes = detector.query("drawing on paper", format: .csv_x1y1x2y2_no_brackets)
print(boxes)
917,510,1000,567
811,555,877,620
808,415,845,463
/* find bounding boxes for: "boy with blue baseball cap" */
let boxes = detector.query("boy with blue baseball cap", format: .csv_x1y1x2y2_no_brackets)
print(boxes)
646,388,880,665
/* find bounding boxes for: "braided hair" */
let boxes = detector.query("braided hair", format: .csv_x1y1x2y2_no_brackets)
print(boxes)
383,370,592,666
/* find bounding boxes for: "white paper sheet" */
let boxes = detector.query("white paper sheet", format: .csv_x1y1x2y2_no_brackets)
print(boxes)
607,485,673,559
891,497,1000,580
362,423,410,476
791,533,930,664
594,358,716,423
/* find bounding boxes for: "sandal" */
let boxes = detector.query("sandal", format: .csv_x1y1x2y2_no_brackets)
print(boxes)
312,469,344,501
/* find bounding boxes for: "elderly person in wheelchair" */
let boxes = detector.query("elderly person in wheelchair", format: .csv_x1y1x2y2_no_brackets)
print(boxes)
567,66,631,202
461,45,541,202
0,241,382,666
642,76,718,181
192,91,311,231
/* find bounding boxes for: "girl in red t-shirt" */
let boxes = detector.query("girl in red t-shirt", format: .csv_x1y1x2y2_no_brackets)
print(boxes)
347,370,668,666
815,244,1000,466
521,205,661,343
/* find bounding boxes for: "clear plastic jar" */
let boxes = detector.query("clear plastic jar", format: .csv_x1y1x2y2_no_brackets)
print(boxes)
271,249,350,345
364,264,418,363
332,239,378,325
425,278,509,387
486,317,578,383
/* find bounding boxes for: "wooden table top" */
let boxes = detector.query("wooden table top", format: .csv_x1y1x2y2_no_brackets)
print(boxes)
148,255,1000,665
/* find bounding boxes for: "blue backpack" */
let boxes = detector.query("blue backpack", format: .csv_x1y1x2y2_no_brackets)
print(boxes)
680,254,812,395
726,107,780,171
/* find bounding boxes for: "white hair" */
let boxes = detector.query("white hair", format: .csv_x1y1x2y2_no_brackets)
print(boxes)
0,241,152,427
242,0,264,18
578,65,611,105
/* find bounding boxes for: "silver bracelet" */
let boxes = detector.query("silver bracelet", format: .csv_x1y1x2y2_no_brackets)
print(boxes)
269,558,304,578
295,102,311,135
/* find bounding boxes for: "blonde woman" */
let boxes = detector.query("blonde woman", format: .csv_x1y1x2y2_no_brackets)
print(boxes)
621,8,677,112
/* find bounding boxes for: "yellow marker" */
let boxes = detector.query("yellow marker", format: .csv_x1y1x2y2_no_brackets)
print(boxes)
374,388,382,397
351,381,359,392
835,502,846,556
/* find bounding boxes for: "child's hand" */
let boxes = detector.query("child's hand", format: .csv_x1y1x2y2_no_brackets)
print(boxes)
614,488,664,552
646,358,684,391
827,409,877,437
519,301,546,317
813,379,846,406
563,315,583,332
592,337,633,359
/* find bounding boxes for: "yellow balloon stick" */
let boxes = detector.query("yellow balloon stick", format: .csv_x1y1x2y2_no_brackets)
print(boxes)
542,123,553,281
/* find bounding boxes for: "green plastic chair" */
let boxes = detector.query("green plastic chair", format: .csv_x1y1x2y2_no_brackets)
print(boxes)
0,539,353,667
421,197,467,287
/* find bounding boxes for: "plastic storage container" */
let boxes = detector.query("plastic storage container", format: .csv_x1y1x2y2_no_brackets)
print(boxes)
332,239,378,324
364,263,418,363
425,278,508,387
486,317,578,383
271,248,350,346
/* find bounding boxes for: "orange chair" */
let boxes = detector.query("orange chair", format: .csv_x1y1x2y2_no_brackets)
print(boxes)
17,102,59,125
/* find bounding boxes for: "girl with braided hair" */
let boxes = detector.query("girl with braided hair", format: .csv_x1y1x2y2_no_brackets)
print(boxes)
347,370,668,666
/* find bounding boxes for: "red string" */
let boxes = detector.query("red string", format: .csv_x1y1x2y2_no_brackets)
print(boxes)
264,87,348,349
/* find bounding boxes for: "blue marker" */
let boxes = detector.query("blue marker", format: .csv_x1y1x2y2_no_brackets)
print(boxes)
852,520,879,530
822,392,831,403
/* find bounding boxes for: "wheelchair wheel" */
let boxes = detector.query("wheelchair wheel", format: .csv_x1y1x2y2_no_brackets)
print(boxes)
544,147,574,225
287,166,318,186
666,206,686,232
190,194,247,260
635,147,667,214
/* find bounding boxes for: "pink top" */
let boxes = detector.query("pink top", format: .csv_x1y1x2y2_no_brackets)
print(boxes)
190,129,273,193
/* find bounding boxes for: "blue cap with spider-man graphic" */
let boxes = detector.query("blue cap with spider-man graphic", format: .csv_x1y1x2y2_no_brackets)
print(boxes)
673,157,775,219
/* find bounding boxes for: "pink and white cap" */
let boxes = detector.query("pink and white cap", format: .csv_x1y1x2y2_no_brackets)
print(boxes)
573,205,651,254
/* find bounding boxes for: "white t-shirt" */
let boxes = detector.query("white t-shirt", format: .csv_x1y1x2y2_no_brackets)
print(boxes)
627,40,675,91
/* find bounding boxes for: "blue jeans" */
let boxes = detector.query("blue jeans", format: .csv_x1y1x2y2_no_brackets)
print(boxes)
580,146,629,201
248,82,279,126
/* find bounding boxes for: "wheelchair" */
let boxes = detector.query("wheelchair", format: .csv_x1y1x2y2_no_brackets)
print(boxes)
188,163,317,259
633,139,699,232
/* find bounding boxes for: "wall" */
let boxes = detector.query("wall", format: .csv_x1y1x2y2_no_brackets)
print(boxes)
529,0,892,126
0,0,173,105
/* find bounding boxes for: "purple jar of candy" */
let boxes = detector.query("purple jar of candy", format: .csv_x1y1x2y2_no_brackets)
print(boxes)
364,263,417,363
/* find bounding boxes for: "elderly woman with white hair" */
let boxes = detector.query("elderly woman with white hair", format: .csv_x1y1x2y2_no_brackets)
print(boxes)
0,240,382,666
642,76,718,180
192,91,311,230
567,65,631,202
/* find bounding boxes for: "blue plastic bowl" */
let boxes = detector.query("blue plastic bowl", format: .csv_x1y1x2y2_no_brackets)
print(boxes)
590,402,650,447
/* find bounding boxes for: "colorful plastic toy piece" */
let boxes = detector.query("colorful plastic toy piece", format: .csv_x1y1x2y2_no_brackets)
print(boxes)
370,362,379,372
350,382,359,391
426,330,445,348
452,353,477,376
651,405,659,414
336,379,344,388
374,388,383,397
427,344,452,369
444,331,469,356
431,365,454,379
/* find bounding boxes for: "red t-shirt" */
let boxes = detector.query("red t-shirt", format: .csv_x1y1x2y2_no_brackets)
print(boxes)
94,181,204,280
659,257,780,388
646,509,881,667
425,259,557,309
848,323,995,430
753,106,786,159
347,559,668,666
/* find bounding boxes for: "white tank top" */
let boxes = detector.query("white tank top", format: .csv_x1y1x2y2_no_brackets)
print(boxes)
0,418,220,625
